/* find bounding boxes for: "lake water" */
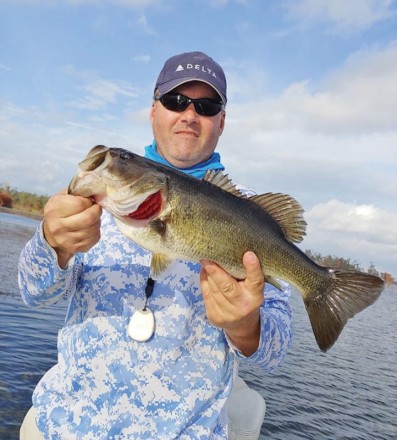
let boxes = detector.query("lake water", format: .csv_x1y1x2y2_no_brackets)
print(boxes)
1,212,396,439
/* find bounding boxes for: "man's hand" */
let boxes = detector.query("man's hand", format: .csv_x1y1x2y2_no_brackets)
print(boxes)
200,251,265,356
43,190,102,268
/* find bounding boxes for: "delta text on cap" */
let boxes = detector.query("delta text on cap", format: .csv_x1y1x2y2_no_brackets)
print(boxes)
154,51,227,105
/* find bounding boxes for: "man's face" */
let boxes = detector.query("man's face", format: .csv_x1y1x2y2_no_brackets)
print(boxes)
150,81,225,168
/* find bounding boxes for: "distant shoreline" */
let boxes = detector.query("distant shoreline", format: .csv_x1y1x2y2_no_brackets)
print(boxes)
0,206,43,221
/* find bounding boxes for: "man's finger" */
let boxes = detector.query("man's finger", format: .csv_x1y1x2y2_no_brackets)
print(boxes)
242,252,265,293
200,260,236,296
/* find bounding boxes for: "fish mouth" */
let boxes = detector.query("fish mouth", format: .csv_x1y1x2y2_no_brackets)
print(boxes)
126,190,162,221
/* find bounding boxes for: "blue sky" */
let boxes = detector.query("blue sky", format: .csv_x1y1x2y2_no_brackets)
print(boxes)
1,0,397,275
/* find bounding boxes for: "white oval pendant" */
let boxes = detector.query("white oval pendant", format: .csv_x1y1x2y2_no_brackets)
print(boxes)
128,308,155,342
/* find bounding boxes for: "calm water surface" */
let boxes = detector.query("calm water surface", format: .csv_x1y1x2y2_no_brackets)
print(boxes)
0,212,396,439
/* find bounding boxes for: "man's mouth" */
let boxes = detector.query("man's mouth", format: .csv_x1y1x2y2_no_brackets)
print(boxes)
175,130,199,137
127,191,162,220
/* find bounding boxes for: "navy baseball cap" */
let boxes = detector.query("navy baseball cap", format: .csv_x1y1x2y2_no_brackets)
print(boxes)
154,51,227,105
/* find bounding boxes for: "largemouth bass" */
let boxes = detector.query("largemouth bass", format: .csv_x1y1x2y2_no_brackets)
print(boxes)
68,145,385,352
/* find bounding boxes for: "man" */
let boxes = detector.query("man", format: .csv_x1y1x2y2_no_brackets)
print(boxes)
19,51,292,439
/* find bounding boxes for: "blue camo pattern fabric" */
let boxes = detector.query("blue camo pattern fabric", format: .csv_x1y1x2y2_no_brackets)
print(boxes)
19,210,292,439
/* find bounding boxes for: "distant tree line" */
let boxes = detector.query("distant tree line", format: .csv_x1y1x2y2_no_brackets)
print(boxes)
305,249,395,286
0,182,49,214
305,249,368,272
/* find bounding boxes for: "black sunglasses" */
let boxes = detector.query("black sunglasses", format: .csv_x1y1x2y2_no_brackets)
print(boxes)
156,93,224,117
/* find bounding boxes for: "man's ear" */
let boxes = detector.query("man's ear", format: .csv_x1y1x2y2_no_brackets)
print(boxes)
150,101,156,124
219,111,226,136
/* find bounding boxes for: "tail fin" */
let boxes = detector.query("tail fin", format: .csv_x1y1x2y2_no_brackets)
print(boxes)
304,270,385,352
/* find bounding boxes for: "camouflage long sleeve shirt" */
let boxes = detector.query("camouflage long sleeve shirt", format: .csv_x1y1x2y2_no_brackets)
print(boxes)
18,209,292,439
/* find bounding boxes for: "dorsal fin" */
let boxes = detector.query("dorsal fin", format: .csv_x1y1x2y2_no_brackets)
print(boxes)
203,170,246,197
249,193,307,243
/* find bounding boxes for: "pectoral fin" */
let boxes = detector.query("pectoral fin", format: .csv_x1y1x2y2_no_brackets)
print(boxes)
151,253,172,277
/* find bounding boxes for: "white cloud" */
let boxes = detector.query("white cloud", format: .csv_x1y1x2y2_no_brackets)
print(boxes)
220,43,397,196
302,200,397,272
135,13,157,36
0,100,151,194
61,66,139,110
306,200,397,240
70,78,138,110
226,43,397,136
284,0,395,32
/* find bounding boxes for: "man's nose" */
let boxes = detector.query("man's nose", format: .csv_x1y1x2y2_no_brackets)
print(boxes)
180,103,198,122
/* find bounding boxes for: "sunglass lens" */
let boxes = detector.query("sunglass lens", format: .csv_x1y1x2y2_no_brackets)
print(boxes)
159,94,222,116
196,101,222,116
160,94,188,112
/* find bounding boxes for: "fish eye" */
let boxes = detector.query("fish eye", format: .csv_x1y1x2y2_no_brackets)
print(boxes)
120,152,131,160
